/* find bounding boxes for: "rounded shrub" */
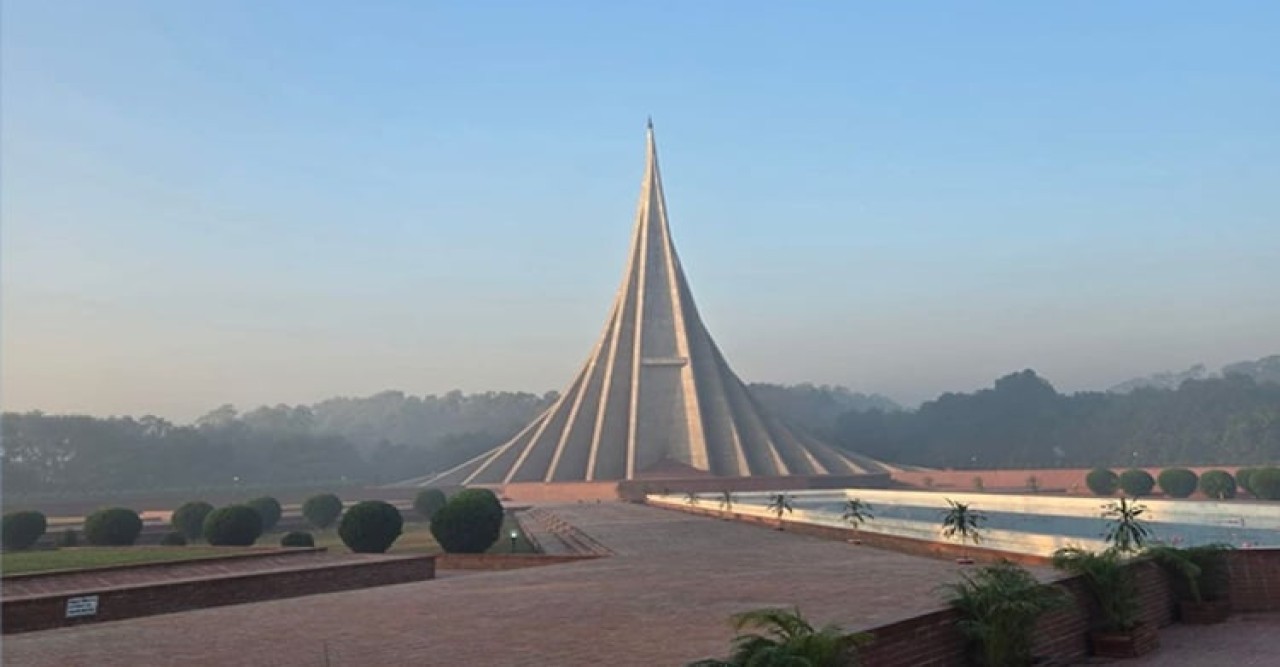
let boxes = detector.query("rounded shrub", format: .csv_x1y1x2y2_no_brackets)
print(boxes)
430,489,504,554
280,531,315,548
413,488,448,520
302,493,343,530
84,507,143,546
160,531,188,546
2,510,48,551
245,497,282,531
171,501,214,541
1157,468,1198,498
1199,470,1237,500
1236,468,1260,496
1118,469,1155,497
1249,467,1280,501
203,505,263,546
338,501,403,553
1085,468,1119,496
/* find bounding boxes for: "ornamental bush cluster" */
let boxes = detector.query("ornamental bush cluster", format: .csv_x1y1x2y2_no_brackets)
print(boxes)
1245,467,1280,500
1198,470,1237,499
1085,468,1119,496
281,531,315,548
203,505,263,546
171,501,214,541
302,494,344,530
413,488,448,520
1157,468,1198,498
245,497,283,531
430,489,504,553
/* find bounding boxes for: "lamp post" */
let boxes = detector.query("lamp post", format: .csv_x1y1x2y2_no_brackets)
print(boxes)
509,529,519,553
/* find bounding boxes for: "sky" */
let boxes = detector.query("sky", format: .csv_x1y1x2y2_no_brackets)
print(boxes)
2,1,1278,422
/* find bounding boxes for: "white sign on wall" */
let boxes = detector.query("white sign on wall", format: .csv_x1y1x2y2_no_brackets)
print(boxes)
65,595,99,619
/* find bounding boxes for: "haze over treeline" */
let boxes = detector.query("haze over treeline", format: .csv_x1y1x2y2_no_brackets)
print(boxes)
3,356,1277,497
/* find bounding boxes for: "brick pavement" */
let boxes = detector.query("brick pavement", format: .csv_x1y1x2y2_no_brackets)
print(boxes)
1113,614,1280,667
3,502,1001,667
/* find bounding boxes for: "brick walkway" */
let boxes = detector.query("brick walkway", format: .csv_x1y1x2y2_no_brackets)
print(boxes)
1113,614,1280,666
3,503,994,667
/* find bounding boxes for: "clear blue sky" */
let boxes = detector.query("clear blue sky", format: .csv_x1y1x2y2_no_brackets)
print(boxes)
3,1,1277,421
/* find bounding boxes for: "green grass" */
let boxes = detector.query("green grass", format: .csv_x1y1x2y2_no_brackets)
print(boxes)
1,547,237,575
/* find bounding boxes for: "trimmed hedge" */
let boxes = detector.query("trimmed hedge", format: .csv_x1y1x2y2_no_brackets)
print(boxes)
1119,469,1155,497
1237,468,1260,496
1085,468,1119,496
1198,470,1236,499
430,489,504,554
281,531,315,548
338,501,403,553
2,511,48,551
413,488,448,520
1250,467,1280,501
171,501,215,541
1157,468,1198,498
84,507,144,546
203,505,263,546
246,497,283,531
302,494,343,530
160,531,188,546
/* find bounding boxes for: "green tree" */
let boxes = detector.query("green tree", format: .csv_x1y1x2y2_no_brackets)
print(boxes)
766,493,793,530
1085,468,1118,496
2,511,47,551
429,491,502,553
302,493,343,529
84,508,143,546
841,499,873,533
245,497,282,531
1118,469,1155,497
718,490,735,514
943,561,1069,667
170,501,214,541
941,499,986,560
1157,468,1198,498
1198,470,1237,499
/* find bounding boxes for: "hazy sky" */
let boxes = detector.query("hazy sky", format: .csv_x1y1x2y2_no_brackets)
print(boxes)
3,1,1278,422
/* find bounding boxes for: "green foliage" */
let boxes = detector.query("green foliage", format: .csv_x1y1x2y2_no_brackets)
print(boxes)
171,501,214,540
1157,468,1198,498
429,490,502,553
2,511,48,551
203,505,263,546
684,491,700,506
1086,468,1119,496
1118,469,1155,497
1236,467,1259,495
281,531,315,548
302,493,343,529
245,497,283,531
1198,470,1237,499
1249,467,1280,500
718,490,735,512
338,501,404,553
766,493,794,520
84,507,143,546
941,499,986,546
688,607,873,667
160,531,188,546
58,528,79,547
1052,548,1139,632
942,561,1070,667
1144,544,1233,603
1102,498,1150,553
841,498,874,531
413,488,447,520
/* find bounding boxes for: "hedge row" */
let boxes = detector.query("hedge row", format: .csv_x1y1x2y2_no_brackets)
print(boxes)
1085,466,1280,500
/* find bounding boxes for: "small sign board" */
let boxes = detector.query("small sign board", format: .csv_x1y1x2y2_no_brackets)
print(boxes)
65,595,99,619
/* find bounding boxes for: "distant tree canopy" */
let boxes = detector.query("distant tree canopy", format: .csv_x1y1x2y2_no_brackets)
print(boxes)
831,369,1280,469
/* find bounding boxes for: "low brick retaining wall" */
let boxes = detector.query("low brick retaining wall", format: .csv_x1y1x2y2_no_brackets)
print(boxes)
2,547,325,582
2,554,434,634
434,553,600,571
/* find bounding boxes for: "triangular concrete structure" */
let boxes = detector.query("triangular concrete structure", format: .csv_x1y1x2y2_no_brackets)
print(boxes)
409,123,891,486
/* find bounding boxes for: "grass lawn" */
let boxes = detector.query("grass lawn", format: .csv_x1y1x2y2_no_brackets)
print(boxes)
1,547,238,576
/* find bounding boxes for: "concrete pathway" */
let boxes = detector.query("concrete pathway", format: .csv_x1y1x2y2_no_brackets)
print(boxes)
3,502,990,666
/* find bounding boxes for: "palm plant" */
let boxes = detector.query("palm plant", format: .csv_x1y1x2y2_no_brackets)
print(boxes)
841,499,874,534
719,490,735,517
1101,497,1150,553
942,560,1070,667
1051,547,1139,632
687,607,873,667
941,499,986,561
685,491,700,506
766,493,793,530
1144,543,1232,604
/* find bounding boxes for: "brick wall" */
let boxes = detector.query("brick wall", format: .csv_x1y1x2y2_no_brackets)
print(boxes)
434,553,600,571
1226,548,1280,612
3,555,434,634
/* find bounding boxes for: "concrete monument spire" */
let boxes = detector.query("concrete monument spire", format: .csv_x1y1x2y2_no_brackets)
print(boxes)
408,122,889,486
